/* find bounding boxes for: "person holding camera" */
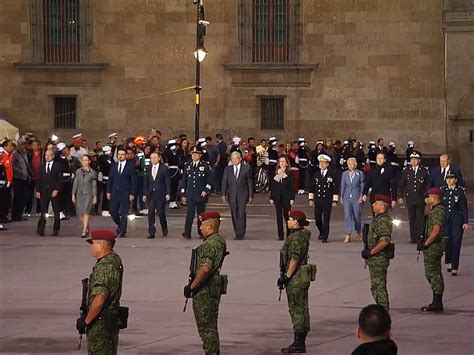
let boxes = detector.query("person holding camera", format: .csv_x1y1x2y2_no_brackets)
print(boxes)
361,195,394,311
76,229,125,354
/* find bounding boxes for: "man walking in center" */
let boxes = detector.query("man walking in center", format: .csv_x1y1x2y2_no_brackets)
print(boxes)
221,151,253,240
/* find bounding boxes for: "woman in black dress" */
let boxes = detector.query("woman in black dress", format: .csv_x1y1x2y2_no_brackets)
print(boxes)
270,156,295,240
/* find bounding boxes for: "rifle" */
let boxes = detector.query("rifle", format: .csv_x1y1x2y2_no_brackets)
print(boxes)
278,253,285,301
417,216,428,261
78,278,89,350
362,223,370,268
183,249,197,312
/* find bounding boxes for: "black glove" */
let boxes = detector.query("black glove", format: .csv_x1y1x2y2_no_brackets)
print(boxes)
184,285,193,299
76,316,87,335
361,249,371,259
416,237,425,251
277,275,290,288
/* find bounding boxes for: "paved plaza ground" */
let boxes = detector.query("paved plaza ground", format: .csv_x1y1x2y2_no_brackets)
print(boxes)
0,194,473,354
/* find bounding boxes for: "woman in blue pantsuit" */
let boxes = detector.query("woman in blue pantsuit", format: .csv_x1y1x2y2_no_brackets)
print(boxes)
340,157,365,243
441,173,469,276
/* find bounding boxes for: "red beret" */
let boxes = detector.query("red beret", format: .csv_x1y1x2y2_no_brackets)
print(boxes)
374,194,391,205
428,187,443,196
199,211,221,222
87,229,117,244
289,210,310,226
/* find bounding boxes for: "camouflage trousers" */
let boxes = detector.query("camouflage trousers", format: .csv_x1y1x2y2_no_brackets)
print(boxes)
423,242,444,294
193,287,221,355
86,319,119,355
286,281,310,333
368,259,390,311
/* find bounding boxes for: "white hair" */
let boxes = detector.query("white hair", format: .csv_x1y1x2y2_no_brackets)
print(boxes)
230,151,242,159
347,157,357,166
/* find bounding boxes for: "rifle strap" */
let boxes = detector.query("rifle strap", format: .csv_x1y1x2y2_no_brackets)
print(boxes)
98,264,124,318
196,240,229,291
288,232,310,279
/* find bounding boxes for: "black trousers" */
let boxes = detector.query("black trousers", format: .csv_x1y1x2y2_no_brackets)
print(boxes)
37,192,60,234
229,199,247,238
147,194,167,236
407,203,425,242
60,181,74,216
100,183,109,212
12,178,28,220
25,179,41,214
274,200,291,239
298,168,307,190
184,195,206,235
314,199,333,241
170,175,180,201
0,187,11,220
109,193,130,236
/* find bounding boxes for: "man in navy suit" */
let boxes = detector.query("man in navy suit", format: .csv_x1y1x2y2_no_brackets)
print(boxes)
143,152,170,238
430,154,464,188
107,147,137,238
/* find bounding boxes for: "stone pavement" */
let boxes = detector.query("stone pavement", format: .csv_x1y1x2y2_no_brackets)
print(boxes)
0,194,473,354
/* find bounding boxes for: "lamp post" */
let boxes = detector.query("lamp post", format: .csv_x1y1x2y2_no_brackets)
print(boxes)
193,0,208,141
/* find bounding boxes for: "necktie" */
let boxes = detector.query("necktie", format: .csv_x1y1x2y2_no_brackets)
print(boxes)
322,170,326,178
119,163,123,175
441,168,446,179
152,165,157,180
47,163,51,174
234,166,239,179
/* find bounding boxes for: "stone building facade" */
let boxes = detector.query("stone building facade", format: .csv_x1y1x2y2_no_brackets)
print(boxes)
0,0,472,178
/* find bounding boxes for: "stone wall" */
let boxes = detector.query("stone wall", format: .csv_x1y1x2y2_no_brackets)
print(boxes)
0,0,447,156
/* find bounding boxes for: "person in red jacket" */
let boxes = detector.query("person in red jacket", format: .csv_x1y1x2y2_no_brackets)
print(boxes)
0,140,15,223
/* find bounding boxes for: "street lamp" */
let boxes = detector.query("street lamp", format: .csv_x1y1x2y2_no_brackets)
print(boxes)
193,0,208,141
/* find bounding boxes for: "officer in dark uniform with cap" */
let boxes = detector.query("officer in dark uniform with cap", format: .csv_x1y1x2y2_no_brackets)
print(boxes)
398,151,430,243
308,154,339,243
180,146,213,239
296,138,309,195
98,145,113,216
165,139,183,209
76,229,124,355
268,137,279,178
367,141,377,168
441,173,469,276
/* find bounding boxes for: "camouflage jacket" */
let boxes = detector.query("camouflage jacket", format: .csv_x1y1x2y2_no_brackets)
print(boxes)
196,233,227,288
88,251,123,311
425,204,446,245
280,229,310,272
368,213,392,262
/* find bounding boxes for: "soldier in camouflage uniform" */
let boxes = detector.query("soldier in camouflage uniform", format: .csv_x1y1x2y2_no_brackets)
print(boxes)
278,210,312,353
421,188,446,313
76,229,124,355
184,211,228,355
361,195,393,311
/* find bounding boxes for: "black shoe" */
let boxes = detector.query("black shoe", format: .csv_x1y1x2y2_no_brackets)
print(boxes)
36,230,45,237
147,234,155,239
421,293,443,313
447,267,452,273
278,236,284,241
451,270,458,276
318,235,322,240
51,231,59,236
119,234,126,238
0,225,7,231
281,332,306,353
321,239,328,243
162,229,168,237
182,232,191,239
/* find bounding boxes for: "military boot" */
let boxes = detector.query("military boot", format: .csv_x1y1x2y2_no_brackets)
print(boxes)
281,332,306,353
421,293,444,312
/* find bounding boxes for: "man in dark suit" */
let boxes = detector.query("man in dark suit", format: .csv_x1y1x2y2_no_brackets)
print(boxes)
143,152,170,238
362,152,397,206
222,151,253,239
107,147,137,238
398,151,430,243
308,154,339,243
430,154,464,188
36,149,62,236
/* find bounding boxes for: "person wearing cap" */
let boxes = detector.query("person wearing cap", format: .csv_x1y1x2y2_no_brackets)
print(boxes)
296,138,310,195
361,194,393,311
309,140,325,176
0,147,10,228
221,151,253,240
278,210,312,353
430,153,465,189
165,139,183,209
308,154,339,243
420,188,446,312
398,151,430,243
441,174,469,276
70,134,87,160
98,145,113,216
76,229,124,354
367,141,377,168
143,151,170,238
353,140,366,169
340,157,365,243
56,143,81,220
11,137,31,221
229,136,242,158
180,146,213,239
268,137,279,178
404,141,415,167
183,211,228,355
107,146,137,238
36,149,63,236
132,136,147,215
72,155,98,237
